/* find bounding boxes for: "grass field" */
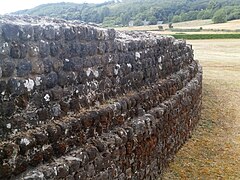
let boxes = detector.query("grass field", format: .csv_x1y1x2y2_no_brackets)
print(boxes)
171,34,240,39
162,39,240,179
166,19,240,30
115,19,240,36
115,19,214,31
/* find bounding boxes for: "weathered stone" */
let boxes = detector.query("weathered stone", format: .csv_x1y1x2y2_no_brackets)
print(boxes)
7,78,26,95
91,138,105,152
86,145,98,161
16,136,36,155
33,25,43,41
53,142,67,157
19,25,34,41
63,58,75,71
16,59,32,77
95,170,109,180
43,58,53,73
65,175,74,180
30,58,44,74
2,24,20,41
0,163,12,178
43,25,55,40
70,98,80,112
23,171,45,180
59,100,70,115
15,94,29,109
65,27,76,41
0,67,2,78
46,72,58,89
13,155,28,175
29,149,44,167
1,60,15,77
2,143,18,159
42,145,54,162
74,168,87,180
10,43,28,59
51,86,63,100
50,42,59,57
56,164,69,178
37,108,51,121
39,40,50,58
76,151,89,167
85,162,95,177
46,125,62,143
34,132,49,146
57,71,68,87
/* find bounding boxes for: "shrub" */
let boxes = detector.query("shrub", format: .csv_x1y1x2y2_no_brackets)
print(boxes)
169,23,173,29
158,25,163,30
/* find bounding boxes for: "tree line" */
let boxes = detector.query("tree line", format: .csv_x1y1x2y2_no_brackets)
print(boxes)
13,0,240,27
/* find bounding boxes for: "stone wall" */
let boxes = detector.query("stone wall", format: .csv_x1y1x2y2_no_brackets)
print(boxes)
0,16,202,179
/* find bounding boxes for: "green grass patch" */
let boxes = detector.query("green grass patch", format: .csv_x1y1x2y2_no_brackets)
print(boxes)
170,28,202,32
172,34,240,39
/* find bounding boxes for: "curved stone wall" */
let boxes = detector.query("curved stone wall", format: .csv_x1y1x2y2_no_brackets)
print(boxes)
0,16,202,179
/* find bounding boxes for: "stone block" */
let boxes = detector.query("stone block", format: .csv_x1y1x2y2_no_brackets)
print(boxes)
1,60,15,77
16,59,32,77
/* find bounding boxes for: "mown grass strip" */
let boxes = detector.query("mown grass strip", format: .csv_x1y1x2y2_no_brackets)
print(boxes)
172,34,240,39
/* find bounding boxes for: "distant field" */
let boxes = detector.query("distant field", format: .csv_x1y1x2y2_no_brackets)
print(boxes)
168,19,240,30
115,19,213,31
162,39,240,179
115,19,240,36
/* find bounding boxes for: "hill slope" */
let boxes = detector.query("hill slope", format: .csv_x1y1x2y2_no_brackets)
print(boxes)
12,0,240,27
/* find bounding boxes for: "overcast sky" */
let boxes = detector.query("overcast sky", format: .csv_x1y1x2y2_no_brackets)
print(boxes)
0,0,107,15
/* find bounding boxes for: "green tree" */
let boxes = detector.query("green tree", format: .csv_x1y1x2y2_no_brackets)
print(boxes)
187,11,198,21
120,13,130,26
180,12,188,21
227,11,240,21
172,15,181,23
197,11,205,19
208,0,219,10
99,7,110,22
148,16,158,25
102,17,116,27
202,10,213,19
212,9,227,23
134,19,144,26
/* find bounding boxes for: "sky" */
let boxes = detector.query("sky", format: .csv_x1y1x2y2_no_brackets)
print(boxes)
0,0,107,15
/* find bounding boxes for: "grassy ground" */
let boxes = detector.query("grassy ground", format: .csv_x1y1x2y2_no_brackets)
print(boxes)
162,39,240,179
115,19,240,35
115,19,213,31
171,34,240,40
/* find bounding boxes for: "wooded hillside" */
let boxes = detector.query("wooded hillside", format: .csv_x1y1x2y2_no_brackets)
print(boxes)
12,0,240,27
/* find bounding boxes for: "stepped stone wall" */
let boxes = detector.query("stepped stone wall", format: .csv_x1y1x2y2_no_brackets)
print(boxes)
0,16,202,179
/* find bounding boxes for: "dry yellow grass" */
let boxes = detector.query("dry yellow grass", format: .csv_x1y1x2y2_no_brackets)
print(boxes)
195,19,240,30
115,19,240,35
162,39,240,179
168,19,240,30
115,19,213,31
